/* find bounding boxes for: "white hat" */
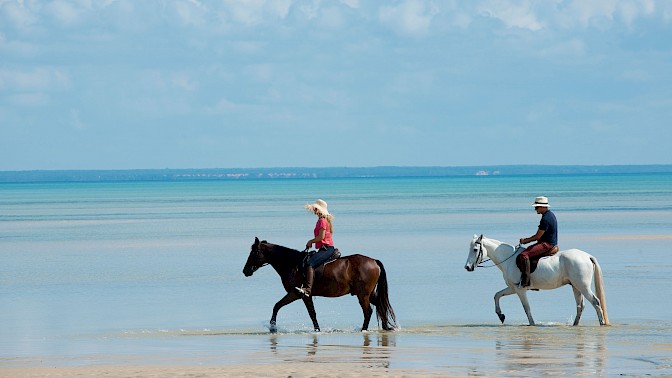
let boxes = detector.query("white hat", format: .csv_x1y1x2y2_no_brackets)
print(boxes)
532,196,550,207
305,199,332,218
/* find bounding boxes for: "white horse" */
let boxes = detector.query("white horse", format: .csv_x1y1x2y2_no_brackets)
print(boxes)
464,235,610,326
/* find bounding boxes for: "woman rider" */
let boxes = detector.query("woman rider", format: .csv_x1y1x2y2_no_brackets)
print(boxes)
295,199,335,297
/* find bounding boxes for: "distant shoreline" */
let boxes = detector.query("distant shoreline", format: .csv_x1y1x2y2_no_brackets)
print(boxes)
1,165,671,183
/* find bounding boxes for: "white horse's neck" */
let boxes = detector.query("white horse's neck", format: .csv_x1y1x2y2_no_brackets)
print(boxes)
483,237,516,271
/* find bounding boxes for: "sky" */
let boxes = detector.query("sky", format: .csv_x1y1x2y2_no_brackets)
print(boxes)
1,0,671,170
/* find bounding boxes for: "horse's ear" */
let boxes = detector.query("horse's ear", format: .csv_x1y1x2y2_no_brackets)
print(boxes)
477,234,483,242
254,237,260,245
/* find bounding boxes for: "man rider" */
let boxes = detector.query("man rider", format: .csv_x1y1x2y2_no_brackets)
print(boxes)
517,196,558,287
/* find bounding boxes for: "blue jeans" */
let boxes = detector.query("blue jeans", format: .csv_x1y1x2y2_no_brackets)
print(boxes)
307,245,335,268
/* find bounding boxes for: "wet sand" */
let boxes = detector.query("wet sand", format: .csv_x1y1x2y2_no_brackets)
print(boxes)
3,323,671,377
0,364,419,377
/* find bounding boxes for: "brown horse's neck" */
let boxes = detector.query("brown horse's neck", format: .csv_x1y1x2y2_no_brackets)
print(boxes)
262,243,304,277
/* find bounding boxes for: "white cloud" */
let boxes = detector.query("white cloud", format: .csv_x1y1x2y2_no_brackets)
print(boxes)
171,73,198,92
619,69,650,82
450,12,472,29
246,63,274,83
617,0,655,28
2,0,671,169
561,0,659,29
379,0,439,36
565,0,618,28
0,33,39,57
297,0,319,20
0,67,70,91
172,0,208,27
139,70,198,93
478,0,544,31
47,0,86,26
222,0,292,25
340,0,359,9
7,92,49,107
3,0,669,37
69,108,86,130
477,0,668,32
316,5,347,29
388,70,435,94
0,0,38,29
208,97,248,114
536,38,586,58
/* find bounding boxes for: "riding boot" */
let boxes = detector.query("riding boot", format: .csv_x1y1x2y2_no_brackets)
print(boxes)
295,265,314,297
304,265,314,296
523,258,531,287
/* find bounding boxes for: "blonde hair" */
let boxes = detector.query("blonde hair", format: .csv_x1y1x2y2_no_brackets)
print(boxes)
317,212,334,233
306,199,334,233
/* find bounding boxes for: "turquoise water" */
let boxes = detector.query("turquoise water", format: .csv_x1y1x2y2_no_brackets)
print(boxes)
1,174,671,374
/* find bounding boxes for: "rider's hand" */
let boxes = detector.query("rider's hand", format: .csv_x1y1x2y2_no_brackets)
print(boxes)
306,241,313,249
519,238,526,244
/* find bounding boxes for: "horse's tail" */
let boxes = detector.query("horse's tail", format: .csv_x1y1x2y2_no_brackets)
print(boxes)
591,256,610,326
372,260,397,331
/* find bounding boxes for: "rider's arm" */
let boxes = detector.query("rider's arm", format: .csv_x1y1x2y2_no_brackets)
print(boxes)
520,228,545,245
307,228,326,248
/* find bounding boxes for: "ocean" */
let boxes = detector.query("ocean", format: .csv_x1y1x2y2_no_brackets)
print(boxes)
1,174,671,375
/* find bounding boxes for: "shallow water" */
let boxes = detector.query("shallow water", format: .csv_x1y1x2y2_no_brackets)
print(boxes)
3,324,670,376
1,174,671,375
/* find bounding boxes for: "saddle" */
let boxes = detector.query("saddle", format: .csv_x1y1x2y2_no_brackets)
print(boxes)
302,248,341,277
529,245,559,273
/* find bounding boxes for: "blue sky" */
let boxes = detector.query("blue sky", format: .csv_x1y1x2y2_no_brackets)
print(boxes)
1,0,671,170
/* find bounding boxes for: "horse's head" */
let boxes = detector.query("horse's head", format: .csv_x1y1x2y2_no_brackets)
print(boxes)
243,237,267,277
465,234,485,272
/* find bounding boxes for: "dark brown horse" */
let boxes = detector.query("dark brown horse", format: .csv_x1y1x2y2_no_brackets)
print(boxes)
243,237,397,333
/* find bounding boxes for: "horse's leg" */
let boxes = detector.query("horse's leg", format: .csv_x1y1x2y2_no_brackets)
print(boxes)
574,284,606,326
270,292,301,333
516,290,535,326
302,297,320,332
358,293,373,331
494,286,515,324
572,286,585,326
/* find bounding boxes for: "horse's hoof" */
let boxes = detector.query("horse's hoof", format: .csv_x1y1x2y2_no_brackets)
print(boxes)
269,321,277,333
498,314,505,323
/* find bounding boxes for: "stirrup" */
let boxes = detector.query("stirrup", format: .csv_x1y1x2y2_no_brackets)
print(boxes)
516,275,530,288
294,286,310,297
516,278,531,288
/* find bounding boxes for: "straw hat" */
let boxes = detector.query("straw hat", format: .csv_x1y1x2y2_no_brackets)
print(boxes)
531,196,550,207
305,199,332,218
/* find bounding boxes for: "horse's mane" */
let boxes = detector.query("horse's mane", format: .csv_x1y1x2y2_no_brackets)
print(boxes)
261,241,305,263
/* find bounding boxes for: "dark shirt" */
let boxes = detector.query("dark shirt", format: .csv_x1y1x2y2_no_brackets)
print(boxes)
538,210,558,246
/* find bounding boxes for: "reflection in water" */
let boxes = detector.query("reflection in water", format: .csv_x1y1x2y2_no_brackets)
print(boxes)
307,334,318,356
267,332,394,368
362,332,395,369
494,327,607,376
363,332,396,348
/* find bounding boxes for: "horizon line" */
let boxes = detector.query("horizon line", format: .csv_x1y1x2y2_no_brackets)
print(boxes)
3,163,672,173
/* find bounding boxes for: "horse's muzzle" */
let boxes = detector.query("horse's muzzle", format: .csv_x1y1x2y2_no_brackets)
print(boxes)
465,264,474,272
243,266,256,277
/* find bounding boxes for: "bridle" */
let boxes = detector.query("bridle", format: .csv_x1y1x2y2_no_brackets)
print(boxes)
247,243,269,273
474,236,520,268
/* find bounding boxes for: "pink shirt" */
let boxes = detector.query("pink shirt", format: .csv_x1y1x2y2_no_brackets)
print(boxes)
314,218,333,249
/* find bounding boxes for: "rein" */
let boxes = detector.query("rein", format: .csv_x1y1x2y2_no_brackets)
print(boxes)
476,241,520,268
254,242,305,272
